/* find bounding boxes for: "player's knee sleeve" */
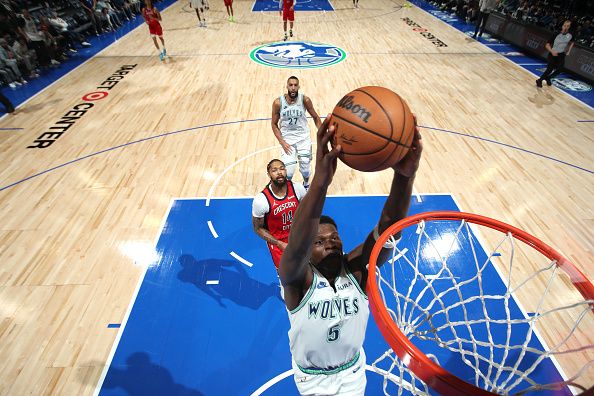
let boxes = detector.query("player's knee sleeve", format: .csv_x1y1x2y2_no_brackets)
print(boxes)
281,149,298,180
285,162,297,179
299,155,311,178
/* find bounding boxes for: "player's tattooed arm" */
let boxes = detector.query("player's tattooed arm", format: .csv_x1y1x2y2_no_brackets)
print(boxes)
252,216,287,249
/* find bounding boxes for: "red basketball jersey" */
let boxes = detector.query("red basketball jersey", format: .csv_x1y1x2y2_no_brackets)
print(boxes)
262,180,299,241
281,0,294,10
142,7,159,24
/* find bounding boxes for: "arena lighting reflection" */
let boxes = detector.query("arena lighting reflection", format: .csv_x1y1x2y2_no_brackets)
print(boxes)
420,230,461,264
119,241,161,267
202,170,217,180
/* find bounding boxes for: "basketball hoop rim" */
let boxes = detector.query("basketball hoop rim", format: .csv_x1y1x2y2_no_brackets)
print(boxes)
366,211,594,396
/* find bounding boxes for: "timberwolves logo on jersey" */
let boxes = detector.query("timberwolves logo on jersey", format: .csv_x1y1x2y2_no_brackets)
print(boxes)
249,41,346,69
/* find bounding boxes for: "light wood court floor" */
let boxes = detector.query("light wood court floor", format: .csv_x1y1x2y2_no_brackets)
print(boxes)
0,0,592,394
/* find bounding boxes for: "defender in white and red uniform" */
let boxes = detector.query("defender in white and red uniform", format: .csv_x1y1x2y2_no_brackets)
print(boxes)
252,159,307,269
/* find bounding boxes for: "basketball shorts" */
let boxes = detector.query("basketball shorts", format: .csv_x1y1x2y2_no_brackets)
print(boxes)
292,349,367,396
283,8,295,21
267,239,286,269
280,138,311,173
224,0,232,6
148,22,163,37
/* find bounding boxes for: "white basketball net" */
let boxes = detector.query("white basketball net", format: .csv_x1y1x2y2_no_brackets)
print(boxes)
371,218,594,395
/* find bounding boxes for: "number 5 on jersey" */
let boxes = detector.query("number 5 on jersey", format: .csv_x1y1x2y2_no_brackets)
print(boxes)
327,324,341,342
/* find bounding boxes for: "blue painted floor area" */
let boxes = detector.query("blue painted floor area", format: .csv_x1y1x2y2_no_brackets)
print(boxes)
413,1,594,107
252,0,334,12
0,0,178,116
99,195,566,395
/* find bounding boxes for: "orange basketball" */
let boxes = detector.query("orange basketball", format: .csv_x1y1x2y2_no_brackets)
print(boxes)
331,86,415,172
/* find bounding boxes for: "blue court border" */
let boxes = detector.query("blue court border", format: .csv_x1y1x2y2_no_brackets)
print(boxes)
2,0,592,117
0,0,178,116
411,0,594,107
252,0,334,12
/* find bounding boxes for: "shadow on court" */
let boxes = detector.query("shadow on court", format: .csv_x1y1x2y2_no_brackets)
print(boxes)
101,352,204,396
177,254,283,310
528,90,555,108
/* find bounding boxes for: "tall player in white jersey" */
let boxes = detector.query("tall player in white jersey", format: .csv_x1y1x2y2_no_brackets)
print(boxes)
272,76,322,189
279,116,423,395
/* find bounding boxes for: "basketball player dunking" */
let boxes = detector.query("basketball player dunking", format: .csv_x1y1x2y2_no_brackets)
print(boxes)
271,76,322,189
279,116,422,394
142,0,167,61
252,159,307,270
279,0,296,41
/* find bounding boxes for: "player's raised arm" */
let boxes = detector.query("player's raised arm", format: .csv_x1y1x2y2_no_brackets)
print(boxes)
347,119,423,284
279,117,341,290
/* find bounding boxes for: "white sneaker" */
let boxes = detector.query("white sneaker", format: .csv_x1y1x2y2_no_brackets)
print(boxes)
14,81,22,86
8,82,16,89
50,59,60,66
81,41,91,47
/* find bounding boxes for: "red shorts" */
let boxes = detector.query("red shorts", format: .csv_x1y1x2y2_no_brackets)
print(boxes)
148,21,162,36
267,239,287,269
224,0,232,6
283,8,294,21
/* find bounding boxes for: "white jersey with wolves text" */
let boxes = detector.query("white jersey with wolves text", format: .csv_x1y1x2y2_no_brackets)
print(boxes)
287,264,369,374
279,93,310,145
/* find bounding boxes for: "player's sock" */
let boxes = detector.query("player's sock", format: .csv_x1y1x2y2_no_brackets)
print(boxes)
289,29,293,37
162,48,167,56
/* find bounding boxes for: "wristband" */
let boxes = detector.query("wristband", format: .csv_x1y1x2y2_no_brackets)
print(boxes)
373,226,400,249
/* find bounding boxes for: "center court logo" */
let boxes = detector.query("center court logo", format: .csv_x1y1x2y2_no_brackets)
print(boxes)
250,41,346,69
